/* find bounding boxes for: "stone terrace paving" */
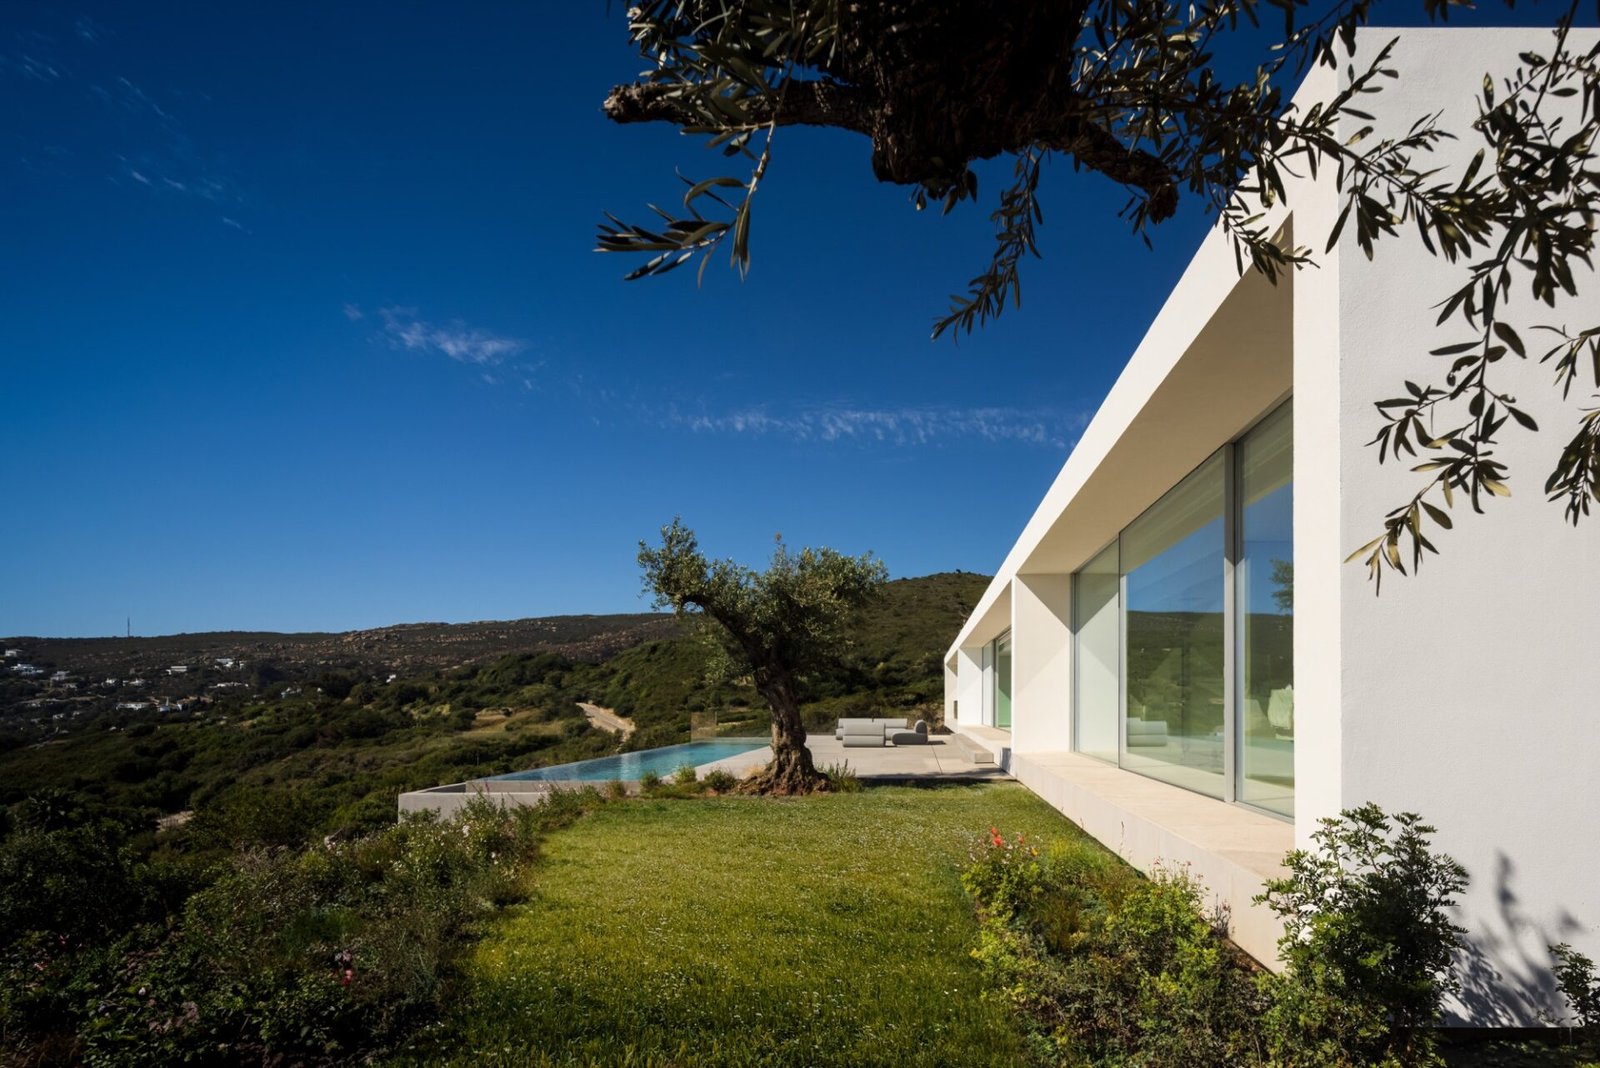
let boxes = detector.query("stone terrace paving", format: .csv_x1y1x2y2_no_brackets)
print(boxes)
701,724,1010,783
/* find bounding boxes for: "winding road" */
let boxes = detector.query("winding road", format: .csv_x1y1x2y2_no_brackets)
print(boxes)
578,701,635,739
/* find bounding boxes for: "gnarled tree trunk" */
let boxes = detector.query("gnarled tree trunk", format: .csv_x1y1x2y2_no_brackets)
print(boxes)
742,667,828,795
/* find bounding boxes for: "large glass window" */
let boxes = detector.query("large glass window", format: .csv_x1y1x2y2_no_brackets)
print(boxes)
1120,453,1227,799
1069,402,1292,815
992,632,1013,729
1073,542,1120,762
1237,406,1294,815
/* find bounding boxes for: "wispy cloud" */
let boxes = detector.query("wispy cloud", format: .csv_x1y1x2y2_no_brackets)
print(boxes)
671,403,1087,450
74,16,107,44
4,13,243,224
370,306,527,366
1,30,64,83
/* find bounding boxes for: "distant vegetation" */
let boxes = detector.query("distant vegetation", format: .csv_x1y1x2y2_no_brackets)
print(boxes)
0,573,988,1062
0,571,988,841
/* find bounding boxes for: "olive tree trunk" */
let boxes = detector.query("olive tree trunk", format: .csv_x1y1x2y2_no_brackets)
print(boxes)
743,668,828,795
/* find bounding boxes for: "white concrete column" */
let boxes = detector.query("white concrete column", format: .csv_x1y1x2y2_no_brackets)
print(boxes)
1287,63,1344,845
953,645,985,728
942,656,958,725
1011,573,1072,755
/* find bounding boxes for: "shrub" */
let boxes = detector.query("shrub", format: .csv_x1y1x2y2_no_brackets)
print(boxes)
701,769,737,793
603,779,629,800
821,761,861,793
963,830,1263,1068
1257,804,1468,1068
8,800,552,1065
1551,943,1600,1029
637,771,663,794
672,763,697,786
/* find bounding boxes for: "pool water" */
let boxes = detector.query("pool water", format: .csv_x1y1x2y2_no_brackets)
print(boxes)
488,739,770,782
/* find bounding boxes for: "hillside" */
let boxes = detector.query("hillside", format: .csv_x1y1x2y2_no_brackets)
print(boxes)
576,570,993,747
5,613,679,679
0,572,992,835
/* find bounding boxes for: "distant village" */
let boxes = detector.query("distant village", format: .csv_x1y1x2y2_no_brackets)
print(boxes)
0,646,334,742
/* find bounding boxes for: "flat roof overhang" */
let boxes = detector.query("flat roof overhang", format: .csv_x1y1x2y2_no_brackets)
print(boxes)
949,216,1294,656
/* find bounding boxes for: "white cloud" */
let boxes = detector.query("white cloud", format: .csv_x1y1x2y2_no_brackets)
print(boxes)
75,15,106,43
342,303,364,322
376,307,526,366
674,403,1086,450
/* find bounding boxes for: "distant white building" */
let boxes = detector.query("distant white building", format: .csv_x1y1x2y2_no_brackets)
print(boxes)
3,649,19,658
215,657,236,669
168,665,189,675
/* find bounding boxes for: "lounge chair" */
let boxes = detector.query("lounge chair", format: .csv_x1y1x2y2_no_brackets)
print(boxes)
889,720,931,746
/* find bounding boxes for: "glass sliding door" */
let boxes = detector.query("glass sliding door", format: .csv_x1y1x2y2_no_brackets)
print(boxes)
1119,453,1227,799
992,632,1013,729
1066,401,1293,814
1237,406,1295,815
1073,542,1120,762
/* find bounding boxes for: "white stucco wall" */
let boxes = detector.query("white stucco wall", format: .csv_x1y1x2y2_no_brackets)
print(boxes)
1327,28,1600,1026
953,644,986,729
1011,573,1073,753
940,25,1598,1025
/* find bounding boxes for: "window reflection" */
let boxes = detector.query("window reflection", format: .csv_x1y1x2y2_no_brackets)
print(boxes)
1073,542,1120,762
1238,406,1294,815
1120,453,1227,799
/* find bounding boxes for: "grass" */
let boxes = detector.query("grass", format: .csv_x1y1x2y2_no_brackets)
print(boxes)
399,782,1088,1068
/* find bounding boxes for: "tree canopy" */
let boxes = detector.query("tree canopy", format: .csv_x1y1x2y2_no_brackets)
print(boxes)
599,1,1600,586
638,518,887,793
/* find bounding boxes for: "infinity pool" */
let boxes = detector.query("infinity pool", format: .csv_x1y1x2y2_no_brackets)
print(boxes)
488,739,770,782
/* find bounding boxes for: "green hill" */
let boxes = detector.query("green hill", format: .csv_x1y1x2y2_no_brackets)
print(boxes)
569,570,993,747
0,572,992,840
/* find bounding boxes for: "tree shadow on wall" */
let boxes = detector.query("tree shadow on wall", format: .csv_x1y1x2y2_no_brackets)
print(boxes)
1451,851,1587,1026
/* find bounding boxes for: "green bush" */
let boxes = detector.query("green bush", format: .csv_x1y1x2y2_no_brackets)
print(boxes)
672,763,697,786
963,830,1263,1068
4,800,555,1065
638,771,663,794
1551,942,1600,1029
1257,804,1468,1068
821,761,861,793
701,769,737,793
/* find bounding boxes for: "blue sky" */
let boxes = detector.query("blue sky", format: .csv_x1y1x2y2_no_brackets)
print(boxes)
0,2,1557,637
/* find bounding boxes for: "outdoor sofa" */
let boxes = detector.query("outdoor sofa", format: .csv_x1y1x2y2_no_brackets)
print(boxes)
836,717,930,747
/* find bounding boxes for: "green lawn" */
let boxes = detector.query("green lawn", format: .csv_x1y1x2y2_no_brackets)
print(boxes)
402,783,1088,1068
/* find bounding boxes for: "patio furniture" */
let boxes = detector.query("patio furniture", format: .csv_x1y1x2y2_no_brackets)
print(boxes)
889,720,931,746
838,717,910,747
1267,687,1294,736
1125,717,1168,747
835,717,909,741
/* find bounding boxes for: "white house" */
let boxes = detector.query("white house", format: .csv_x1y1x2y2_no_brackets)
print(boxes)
943,28,1598,1026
